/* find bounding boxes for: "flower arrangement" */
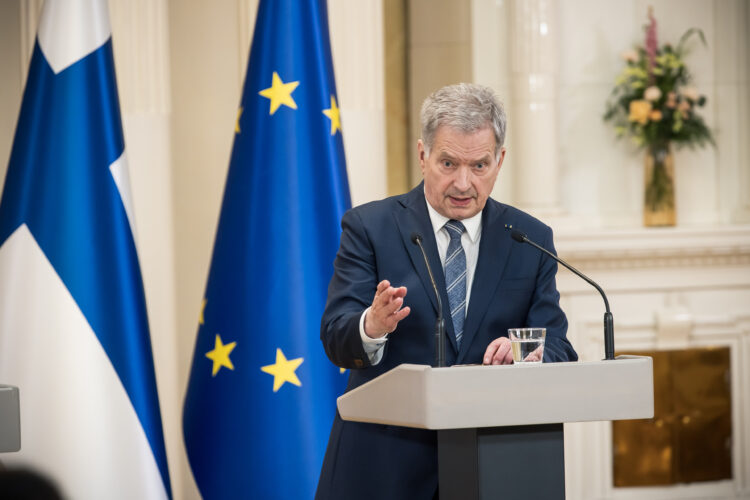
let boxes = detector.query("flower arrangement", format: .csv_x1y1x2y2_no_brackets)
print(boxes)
604,9,713,150
603,9,714,225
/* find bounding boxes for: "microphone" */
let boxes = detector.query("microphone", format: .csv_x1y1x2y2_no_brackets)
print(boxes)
510,229,615,361
411,232,446,367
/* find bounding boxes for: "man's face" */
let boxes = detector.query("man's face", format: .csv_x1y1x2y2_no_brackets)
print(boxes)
419,126,505,220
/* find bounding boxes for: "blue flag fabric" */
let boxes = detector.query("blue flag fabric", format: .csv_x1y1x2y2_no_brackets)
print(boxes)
0,2,170,499
182,0,351,498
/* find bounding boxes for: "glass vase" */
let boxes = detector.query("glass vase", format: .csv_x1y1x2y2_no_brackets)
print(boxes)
644,143,676,227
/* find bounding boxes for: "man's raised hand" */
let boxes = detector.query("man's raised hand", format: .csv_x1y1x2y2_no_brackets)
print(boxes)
364,280,411,338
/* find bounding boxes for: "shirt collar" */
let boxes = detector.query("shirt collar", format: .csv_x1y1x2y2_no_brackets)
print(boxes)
424,195,482,243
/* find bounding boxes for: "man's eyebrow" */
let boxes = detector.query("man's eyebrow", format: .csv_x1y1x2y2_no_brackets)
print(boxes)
436,150,493,163
464,153,494,164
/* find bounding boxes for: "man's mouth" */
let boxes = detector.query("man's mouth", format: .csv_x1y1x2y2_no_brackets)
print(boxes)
448,196,472,206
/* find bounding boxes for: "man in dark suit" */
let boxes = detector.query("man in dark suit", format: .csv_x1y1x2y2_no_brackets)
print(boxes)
316,83,577,500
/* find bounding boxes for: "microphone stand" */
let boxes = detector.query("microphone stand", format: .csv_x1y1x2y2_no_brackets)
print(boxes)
511,230,615,360
411,233,446,367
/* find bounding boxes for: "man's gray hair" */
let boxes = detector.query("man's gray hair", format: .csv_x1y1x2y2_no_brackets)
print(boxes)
420,83,506,160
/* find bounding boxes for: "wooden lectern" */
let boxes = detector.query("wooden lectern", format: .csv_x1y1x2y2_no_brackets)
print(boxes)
338,355,653,499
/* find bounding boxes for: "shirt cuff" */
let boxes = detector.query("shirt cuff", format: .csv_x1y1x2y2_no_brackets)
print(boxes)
359,307,387,365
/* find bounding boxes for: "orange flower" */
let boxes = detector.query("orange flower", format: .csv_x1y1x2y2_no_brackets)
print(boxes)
628,100,652,124
649,110,663,121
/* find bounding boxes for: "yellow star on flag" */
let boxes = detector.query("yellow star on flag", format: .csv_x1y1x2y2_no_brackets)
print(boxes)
322,95,341,135
258,72,299,115
199,298,206,325
261,348,303,392
205,334,236,377
235,107,243,133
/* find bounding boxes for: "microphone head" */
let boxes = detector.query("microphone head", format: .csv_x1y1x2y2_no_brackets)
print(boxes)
410,232,423,245
510,229,527,243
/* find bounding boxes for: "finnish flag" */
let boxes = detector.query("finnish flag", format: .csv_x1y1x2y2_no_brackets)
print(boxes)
0,1,171,498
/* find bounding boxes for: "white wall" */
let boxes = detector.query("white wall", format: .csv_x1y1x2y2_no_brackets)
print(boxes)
471,0,749,229
1,1,748,499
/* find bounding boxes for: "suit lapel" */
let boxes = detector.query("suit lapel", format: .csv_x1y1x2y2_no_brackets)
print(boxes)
394,184,459,353
457,200,512,363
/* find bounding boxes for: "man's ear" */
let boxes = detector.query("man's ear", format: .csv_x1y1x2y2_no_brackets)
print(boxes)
417,139,427,173
496,146,507,170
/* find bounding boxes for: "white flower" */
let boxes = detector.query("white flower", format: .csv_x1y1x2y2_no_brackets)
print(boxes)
644,86,662,101
679,86,700,101
621,49,639,62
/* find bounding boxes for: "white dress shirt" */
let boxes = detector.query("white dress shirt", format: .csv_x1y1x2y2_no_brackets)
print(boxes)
359,198,483,365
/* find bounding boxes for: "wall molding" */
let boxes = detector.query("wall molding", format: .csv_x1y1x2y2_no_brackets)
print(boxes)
559,223,750,499
555,225,750,271
585,313,750,499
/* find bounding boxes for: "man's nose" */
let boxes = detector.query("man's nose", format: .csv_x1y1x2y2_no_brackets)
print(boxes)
453,166,471,190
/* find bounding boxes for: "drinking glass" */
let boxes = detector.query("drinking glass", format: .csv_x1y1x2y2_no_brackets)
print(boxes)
508,328,546,363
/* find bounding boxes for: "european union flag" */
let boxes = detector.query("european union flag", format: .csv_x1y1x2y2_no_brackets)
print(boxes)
0,1,170,499
182,0,351,498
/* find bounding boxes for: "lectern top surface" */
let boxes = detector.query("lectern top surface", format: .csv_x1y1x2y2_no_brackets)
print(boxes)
337,356,653,429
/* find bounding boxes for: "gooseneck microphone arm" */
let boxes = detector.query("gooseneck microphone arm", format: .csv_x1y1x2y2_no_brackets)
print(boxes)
411,233,446,367
510,229,615,361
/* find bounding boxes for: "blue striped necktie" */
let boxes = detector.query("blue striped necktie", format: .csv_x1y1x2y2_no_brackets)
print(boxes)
444,220,467,348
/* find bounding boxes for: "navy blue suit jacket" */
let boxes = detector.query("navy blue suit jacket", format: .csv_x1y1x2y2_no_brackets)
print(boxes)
316,184,577,500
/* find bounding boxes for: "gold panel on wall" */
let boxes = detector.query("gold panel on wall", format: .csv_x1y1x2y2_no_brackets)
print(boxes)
383,0,410,196
613,347,732,487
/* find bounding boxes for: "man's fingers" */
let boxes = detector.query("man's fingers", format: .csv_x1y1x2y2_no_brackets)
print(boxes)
382,296,404,316
376,303,411,334
367,283,409,336
483,337,514,365
374,280,390,299
374,286,407,309
383,306,411,330
375,285,406,306
396,306,410,321
379,292,409,324
502,343,514,364
525,346,543,362
492,341,511,365
482,338,504,365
